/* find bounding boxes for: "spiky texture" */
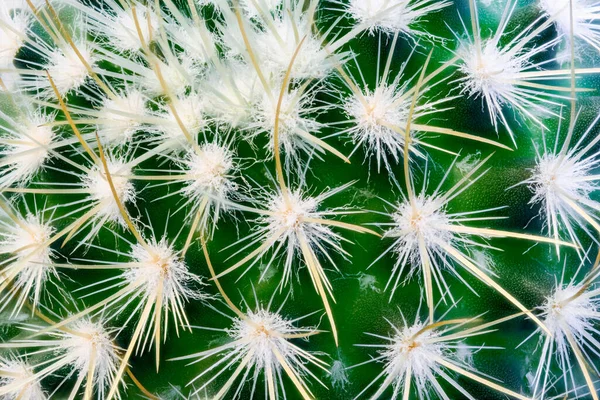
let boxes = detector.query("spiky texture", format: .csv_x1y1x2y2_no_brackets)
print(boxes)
1,1,600,399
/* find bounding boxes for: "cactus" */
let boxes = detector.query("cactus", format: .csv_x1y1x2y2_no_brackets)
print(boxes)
1,0,600,399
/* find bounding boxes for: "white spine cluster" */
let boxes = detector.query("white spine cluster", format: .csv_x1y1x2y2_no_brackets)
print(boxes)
84,2,159,53
180,143,237,205
228,309,306,370
522,113,600,249
530,268,600,399
0,0,599,399
251,84,326,167
0,108,55,187
96,90,147,147
0,4,30,66
126,239,204,305
380,322,447,395
355,316,514,400
454,0,563,142
82,158,136,225
386,195,454,276
540,0,600,55
175,305,326,399
45,44,95,96
63,320,120,398
0,213,56,311
542,284,600,354
344,83,415,172
254,186,345,282
347,0,451,37
0,357,46,400
528,153,599,241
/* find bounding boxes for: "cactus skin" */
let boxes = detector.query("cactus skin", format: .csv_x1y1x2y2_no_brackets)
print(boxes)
1,0,600,399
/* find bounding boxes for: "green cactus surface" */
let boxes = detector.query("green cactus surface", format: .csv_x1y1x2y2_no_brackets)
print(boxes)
1,0,600,399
